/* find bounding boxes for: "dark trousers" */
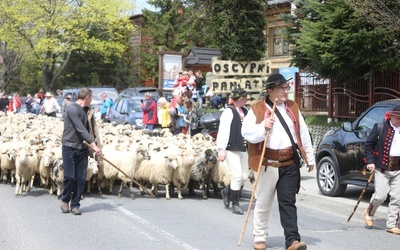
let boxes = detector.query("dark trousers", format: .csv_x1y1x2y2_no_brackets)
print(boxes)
61,145,88,209
277,164,301,248
45,111,56,117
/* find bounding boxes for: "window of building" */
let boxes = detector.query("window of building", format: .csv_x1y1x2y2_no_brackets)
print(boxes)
271,27,289,56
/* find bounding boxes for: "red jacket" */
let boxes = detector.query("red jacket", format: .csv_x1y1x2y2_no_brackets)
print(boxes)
14,96,21,108
141,98,158,125
173,75,189,88
7,100,14,112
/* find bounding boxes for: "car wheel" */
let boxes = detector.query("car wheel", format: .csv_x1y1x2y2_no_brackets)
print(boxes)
316,156,347,197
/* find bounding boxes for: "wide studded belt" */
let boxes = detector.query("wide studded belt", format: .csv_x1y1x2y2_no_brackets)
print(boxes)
263,146,295,168
388,156,400,171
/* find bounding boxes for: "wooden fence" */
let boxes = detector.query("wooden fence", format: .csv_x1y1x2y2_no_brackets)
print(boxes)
295,71,400,119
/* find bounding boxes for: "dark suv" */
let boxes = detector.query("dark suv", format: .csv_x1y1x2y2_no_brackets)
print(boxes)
316,98,400,196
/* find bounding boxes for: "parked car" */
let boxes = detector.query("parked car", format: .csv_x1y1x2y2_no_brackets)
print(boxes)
315,98,400,197
108,96,155,129
62,86,118,110
119,87,158,98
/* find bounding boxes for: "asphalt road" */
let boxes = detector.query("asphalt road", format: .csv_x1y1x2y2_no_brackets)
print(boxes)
0,168,397,250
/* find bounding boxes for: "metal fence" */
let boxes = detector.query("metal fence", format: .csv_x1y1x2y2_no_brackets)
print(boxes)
295,71,400,119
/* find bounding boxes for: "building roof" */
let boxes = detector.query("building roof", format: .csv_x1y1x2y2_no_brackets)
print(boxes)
185,47,221,66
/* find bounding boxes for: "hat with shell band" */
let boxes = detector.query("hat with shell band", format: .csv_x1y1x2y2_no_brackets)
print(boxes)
265,73,292,89
388,104,400,117
231,87,247,99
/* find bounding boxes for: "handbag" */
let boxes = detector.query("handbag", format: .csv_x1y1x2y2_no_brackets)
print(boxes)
266,99,305,167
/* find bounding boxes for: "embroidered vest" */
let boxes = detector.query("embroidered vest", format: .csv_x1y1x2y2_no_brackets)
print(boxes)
226,106,248,152
247,99,309,171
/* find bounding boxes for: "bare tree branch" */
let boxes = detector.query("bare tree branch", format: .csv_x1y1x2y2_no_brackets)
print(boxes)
0,41,23,91
347,0,400,34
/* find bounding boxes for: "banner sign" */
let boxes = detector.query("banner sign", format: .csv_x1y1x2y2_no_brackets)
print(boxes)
212,59,270,76
210,77,269,93
210,58,271,97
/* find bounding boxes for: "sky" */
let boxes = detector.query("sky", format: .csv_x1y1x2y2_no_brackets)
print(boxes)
132,0,155,15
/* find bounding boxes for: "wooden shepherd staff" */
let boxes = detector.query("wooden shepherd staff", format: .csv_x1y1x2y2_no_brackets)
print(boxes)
83,141,155,198
238,98,278,246
347,169,374,222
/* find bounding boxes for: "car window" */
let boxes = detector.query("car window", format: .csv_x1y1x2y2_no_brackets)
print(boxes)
356,106,388,131
113,99,121,112
128,99,142,113
91,89,118,106
120,99,129,113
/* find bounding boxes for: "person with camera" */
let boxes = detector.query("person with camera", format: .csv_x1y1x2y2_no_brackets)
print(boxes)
242,73,315,250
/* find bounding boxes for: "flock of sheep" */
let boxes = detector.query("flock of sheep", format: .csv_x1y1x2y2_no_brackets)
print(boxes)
0,112,237,200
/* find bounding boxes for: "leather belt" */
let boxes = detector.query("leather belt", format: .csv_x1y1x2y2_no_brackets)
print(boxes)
264,146,294,161
388,156,400,171
269,159,295,168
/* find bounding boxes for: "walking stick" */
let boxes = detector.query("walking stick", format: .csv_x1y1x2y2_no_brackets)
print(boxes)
238,98,278,246
83,141,155,198
347,170,374,222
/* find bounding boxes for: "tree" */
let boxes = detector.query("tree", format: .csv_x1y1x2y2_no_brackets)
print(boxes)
205,0,267,61
0,0,135,92
140,0,213,84
0,41,23,91
140,0,267,83
347,0,400,39
286,0,400,81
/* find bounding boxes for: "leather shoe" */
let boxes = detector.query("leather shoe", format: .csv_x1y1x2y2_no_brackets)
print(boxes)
386,228,400,235
71,208,81,215
232,204,243,215
253,241,267,250
221,187,230,208
60,201,69,213
364,208,373,227
287,241,307,250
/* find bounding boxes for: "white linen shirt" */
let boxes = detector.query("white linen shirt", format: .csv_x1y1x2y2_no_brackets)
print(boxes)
42,97,61,114
216,108,234,151
241,102,315,166
389,121,400,156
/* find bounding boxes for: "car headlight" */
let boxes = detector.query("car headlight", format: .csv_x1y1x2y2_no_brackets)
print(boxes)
324,129,336,136
136,119,143,126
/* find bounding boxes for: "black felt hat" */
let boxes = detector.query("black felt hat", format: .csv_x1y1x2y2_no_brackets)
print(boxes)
265,73,292,89
389,104,400,116
231,88,247,99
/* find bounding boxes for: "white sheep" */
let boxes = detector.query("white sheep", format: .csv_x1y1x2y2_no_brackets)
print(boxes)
135,148,179,200
0,148,16,184
209,159,231,195
14,147,39,196
38,145,57,190
116,144,151,199
85,157,99,194
0,141,28,184
102,143,150,199
172,145,197,199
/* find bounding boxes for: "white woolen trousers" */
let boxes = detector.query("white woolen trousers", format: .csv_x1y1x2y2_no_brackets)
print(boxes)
225,150,249,191
252,165,279,243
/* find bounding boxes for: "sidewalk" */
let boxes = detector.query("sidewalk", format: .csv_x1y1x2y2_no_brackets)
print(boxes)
243,167,388,219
